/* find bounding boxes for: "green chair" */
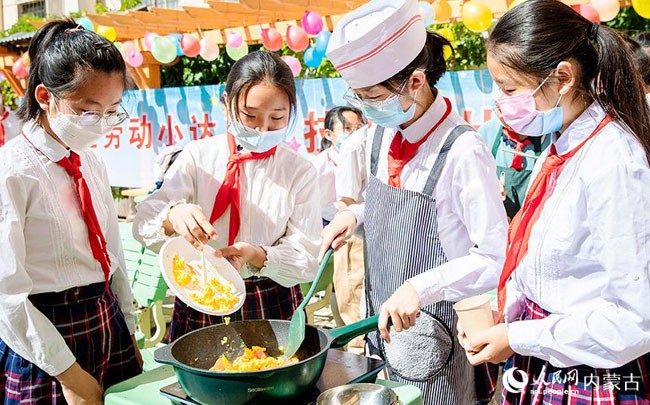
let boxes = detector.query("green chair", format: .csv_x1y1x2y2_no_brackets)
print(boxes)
300,253,339,326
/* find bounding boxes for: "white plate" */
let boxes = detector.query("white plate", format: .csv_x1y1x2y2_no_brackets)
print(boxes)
159,237,246,316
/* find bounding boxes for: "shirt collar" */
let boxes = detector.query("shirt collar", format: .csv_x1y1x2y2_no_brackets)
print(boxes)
553,102,607,155
400,94,447,143
22,120,69,162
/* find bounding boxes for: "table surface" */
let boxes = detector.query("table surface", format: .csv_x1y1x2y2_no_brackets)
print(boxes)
105,351,423,405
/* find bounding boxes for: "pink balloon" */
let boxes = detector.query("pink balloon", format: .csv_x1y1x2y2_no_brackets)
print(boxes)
302,11,324,35
261,28,283,51
180,34,200,57
12,58,27,79
227,32,243,48
572,4,600,23
144,32,159,51
126,51,143,68
286,25,309,52
281,55,302,77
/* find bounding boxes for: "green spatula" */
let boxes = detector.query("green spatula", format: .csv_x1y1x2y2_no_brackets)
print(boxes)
284,248,334,359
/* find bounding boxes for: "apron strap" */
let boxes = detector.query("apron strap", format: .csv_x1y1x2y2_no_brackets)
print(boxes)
422,124,473,196
370,125,385,176
490,125,503,158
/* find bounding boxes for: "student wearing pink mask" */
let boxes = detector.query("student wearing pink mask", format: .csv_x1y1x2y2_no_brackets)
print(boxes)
456,1,650,403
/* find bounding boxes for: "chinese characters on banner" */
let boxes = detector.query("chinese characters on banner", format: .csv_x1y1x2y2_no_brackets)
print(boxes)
92,71,498,187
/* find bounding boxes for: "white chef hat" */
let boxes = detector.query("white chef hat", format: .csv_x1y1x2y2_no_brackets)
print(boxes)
326,0,427,89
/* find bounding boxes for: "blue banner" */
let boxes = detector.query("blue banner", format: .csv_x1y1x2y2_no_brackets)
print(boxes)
97,70,498,187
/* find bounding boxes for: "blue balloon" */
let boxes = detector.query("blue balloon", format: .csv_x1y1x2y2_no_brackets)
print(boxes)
314,30,331,56
304,47,323,69
168,34,183,57
76,17,94,31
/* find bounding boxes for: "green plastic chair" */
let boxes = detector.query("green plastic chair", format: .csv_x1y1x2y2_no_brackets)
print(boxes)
300,253,337,325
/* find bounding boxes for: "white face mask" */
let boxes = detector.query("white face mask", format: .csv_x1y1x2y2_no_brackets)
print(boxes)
49,102,113,152
230,120,289,153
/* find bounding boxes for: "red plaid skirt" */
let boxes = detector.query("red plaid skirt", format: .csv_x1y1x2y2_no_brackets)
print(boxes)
502,298,650,405
168,276,302,341
0,282,141,404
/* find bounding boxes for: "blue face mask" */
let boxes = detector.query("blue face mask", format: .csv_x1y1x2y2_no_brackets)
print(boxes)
230,121,288,153
361,95,417,128
335,131,350,150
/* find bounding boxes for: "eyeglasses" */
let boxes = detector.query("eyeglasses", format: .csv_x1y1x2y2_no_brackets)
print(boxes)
342,81,410,110
54,98,129,127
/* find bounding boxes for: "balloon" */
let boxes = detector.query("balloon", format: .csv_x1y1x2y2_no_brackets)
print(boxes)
302,11,323,35
632,0,650,19
419,2,435,26
433,0,452,22
200,37,220,61
436,27,454,42
144,32,159,51
572,5,600,23
261,28,283,51
304,47,323,68
120,40,136,57
76,17,94,31
281,56,302,77
508,0,527,10
12,58,27,79
21,53,30,67
315,30,331,55
227,32,243,48
462,1,492,32
286,25,309,52
125,50,143,68
151,36,177,64
226,43,248,61
180,34,200,57
168,34,183,57
96,25,117,42
443,45,452,60
591,0,620,21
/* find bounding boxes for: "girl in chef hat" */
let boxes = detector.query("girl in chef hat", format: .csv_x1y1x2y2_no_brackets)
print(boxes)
320,0,508,402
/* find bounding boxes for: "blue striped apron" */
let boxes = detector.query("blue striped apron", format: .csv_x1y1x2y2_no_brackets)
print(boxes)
364,124,476,404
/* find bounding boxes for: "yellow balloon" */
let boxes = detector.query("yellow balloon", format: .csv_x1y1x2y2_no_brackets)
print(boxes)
462,1,493,33
433,0,452,22
632,0,650,19
97,25,117,42
21,53,30,67
437,27,455,42
443,45,453,60
508,0,527,11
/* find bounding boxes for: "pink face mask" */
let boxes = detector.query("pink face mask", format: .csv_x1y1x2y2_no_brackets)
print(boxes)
495,72,563,137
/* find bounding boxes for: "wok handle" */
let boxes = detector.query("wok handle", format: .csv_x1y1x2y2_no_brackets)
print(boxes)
153,344,175,366
329,315,393,348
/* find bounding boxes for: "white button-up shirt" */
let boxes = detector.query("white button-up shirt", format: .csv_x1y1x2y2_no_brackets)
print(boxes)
345,94,508,304
133,135,321,288
0,121,136,376
336,128,368,203
505,103,650,369
311,148,339,222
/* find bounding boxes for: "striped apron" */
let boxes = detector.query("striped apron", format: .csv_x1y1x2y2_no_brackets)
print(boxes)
0,282,141,404
364,124,479,404
169,277,302,341
502,298,650,405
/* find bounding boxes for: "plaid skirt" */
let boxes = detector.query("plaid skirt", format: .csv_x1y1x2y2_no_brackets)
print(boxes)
502,298,650,405
0,282,141,404
168,276,303,341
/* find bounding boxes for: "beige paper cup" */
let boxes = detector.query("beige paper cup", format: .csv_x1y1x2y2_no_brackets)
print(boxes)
453,295,495,340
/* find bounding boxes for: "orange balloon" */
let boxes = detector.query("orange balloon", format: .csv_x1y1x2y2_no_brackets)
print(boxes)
433,0,452,22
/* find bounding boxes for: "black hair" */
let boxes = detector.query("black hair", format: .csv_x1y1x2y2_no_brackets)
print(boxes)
625,36,650,88
321,105,366,150
487,0,650,160
635,31,650,48
18,19,130,121
224,51,297,124
379,31,451,94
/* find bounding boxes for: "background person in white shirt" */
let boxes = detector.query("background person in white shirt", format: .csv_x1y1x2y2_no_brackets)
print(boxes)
320,0,508,402
133,51,321,341
0,20,141,405
455,1,650,403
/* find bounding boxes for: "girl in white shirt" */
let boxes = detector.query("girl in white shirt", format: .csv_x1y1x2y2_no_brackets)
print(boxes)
133,51,321,341
0,20,141,404
312,106,365,225
321,0,508,402
456,1,650,403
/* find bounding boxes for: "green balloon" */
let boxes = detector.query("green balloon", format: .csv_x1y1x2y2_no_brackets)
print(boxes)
151,37,177,64
226,43,248,61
